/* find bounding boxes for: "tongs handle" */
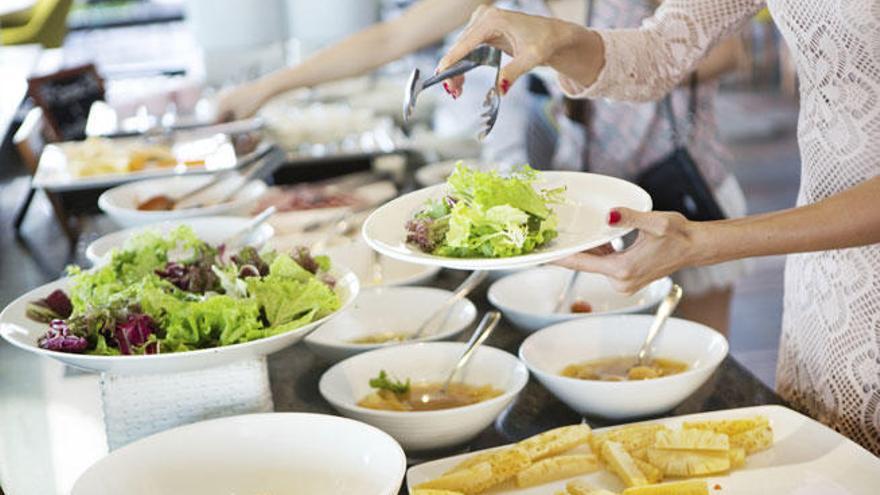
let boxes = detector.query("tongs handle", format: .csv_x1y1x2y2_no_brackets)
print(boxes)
421,46,502,89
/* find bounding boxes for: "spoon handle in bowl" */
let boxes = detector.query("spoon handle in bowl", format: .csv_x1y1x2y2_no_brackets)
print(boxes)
443,310,502,389
636,284,683,365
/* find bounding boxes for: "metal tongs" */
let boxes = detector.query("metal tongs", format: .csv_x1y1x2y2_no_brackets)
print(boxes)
403,45,502,139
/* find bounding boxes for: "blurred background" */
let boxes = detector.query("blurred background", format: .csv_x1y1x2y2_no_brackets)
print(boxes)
1,0,797,410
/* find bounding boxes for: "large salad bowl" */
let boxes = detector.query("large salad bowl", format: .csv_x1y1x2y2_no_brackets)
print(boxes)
0,264,359,375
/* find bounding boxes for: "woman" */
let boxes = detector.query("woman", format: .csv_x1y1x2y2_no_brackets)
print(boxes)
438,2,880,454
219,0,747,334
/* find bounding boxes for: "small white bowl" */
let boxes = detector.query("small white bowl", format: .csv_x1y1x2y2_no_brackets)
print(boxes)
85,216,275,266
519,315,728,420
319,342,529,451
98,175,267,228
306,287,476,362
72,413,406,495
489,266,672,333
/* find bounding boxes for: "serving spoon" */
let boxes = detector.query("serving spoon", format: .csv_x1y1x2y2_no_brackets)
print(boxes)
419,310,502,406
409,270,488,340
632,283,683,369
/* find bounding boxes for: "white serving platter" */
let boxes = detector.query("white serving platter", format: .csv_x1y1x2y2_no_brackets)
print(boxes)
407,405,880,494
362,171,651,271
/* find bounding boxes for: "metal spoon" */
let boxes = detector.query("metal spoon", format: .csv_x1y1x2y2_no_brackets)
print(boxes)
410,271,488,340
222,206,276,250
634,284,684,367
419,310,502,405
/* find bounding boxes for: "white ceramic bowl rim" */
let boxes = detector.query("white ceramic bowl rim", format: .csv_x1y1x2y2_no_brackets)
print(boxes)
518,314,729,387
97,177,266,217
0,264,358,363
320,342,529,418
488,271,673,318
306,286,476,346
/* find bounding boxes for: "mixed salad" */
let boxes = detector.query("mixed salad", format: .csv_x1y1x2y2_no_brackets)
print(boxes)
406,163,564,258
26,227,341,356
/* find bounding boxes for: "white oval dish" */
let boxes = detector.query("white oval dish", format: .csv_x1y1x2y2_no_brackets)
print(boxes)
98,175,267,228
72,413,406,495
362,171,651,271
85,216,275,266
306,286,476,362
319,342,529,451
488,267,673,333
0,265,359,375
519,315,728,420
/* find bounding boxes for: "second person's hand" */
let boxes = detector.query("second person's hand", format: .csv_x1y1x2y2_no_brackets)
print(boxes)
215,80,274,122
436,6,605,98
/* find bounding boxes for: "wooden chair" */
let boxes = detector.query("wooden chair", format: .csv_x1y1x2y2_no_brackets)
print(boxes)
12,106,77,241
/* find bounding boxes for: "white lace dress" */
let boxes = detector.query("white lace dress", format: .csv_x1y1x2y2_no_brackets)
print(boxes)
559,0,880,455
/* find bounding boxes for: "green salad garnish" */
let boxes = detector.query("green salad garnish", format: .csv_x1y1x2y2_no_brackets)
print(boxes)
29,226,340,356
405,163,564,258
369,370,411,395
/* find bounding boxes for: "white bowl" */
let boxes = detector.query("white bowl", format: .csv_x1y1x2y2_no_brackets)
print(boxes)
85,216,275,266
319,342,529,451
306,286,476,362
519,315,728,420
98,175,267,228
489,267,673,333
320,237,440,288
72,413,406,495
0,265,359,374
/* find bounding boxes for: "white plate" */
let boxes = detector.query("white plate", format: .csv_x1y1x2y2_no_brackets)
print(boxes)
73,413,406,495
407,405,880,494
98,175,267,228
85,216,275,266
0,265,358,374
362,172,651,271
305,286,476,362
488,267,672,333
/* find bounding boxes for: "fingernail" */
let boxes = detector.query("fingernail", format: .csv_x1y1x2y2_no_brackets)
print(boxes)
442,82,451,95
500,79,511,95
608,210,622,225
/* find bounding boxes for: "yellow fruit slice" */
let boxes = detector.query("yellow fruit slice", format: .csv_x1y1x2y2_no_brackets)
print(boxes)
621,479,709,495
728,447,746,468
565,479,620,495
683,416,770,436
591,424,667,454
653,429,730,452
634,458,664,483
412,490,465,495
415,462,493,494
646,448,731,477
515,454,600,488
518,424,593,461
730,425,773,454
602,441,649,487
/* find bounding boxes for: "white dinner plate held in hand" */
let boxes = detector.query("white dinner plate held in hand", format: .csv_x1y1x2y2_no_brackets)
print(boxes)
362,171,651,271
73,413,406,495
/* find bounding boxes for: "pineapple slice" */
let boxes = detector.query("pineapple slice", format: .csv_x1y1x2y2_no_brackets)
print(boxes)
730,425,773,454
621,479,709,495
728,447,746,468
653,429,729,452
683,416,770,436
412,490,465,495
565,479,620,495
592,424,668,454
633,458,664,484
601,441,649,487
646,448,731,477
518,424,593,461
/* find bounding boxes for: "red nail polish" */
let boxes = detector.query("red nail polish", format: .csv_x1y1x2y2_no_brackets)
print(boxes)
608,210,622,225
443,81,451,95
500,79,511,95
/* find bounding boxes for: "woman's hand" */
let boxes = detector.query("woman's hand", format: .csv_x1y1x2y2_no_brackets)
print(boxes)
437,6,604,97
555,208,708,294
215,81,272,122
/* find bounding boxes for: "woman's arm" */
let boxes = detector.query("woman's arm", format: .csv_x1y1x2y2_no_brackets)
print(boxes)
556,176,880,293
218,0,491,119
438,1,763,100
